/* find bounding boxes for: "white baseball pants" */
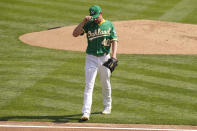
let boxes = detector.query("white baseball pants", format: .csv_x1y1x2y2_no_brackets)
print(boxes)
82,54,112,115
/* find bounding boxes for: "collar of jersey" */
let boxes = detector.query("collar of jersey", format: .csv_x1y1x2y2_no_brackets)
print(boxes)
98,19,106,26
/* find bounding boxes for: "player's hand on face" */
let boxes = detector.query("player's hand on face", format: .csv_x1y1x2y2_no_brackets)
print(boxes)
83,16,92,24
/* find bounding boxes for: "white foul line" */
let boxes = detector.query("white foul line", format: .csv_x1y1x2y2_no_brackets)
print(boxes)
0,124,197,131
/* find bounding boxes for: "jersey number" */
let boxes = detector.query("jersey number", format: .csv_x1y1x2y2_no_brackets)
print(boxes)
102,38,111,46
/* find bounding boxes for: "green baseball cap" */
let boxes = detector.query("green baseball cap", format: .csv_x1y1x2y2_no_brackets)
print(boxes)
89,5,102,19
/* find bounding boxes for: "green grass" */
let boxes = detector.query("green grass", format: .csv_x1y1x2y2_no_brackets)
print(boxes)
0,0,197,125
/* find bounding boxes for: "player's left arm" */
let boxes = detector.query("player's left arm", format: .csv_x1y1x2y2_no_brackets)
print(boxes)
110,23,118,59
111,40,118,59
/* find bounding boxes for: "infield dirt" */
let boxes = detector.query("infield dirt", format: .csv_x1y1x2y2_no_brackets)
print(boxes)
1,121,197,131
19,20,197,54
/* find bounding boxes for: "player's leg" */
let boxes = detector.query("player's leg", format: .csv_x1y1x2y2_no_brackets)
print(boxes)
98,55,112,114
82,55,98,120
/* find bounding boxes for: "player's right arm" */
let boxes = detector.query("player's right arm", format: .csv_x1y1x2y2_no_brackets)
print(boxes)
72,16,92,37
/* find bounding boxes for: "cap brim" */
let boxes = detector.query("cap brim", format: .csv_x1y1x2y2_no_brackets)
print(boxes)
91,13,99,19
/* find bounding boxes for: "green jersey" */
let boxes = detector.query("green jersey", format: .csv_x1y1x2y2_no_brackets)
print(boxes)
83,19,118,56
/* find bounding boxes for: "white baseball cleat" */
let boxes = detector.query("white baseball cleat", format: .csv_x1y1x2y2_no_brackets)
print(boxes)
102,107,111,114
81,113,90,121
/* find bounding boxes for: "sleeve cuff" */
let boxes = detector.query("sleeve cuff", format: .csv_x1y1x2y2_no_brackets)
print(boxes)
111,38,118,41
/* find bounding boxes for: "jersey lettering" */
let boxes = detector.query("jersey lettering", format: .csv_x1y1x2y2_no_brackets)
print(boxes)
87,28,111,40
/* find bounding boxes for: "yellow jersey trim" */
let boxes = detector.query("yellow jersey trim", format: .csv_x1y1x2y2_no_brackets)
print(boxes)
112,38,118,41
98,19,106,26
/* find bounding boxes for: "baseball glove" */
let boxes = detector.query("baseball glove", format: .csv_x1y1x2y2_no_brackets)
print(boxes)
103,57,118,73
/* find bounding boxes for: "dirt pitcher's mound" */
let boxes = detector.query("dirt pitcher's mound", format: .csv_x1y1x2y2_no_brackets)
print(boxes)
19,20,197,54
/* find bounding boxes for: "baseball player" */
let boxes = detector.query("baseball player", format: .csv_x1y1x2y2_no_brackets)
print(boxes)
72,5,118,121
